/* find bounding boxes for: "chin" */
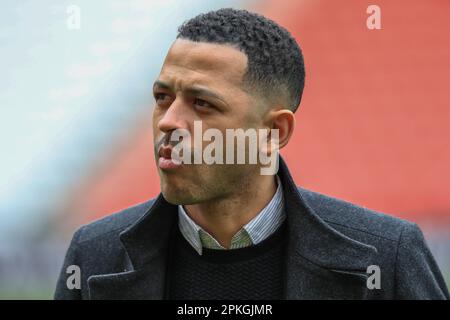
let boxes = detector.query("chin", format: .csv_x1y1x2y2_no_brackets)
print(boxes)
160,180,197,205
161,191,200,205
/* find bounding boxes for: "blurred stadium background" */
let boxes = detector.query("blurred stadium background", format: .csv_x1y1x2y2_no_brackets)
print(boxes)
1,0,449,299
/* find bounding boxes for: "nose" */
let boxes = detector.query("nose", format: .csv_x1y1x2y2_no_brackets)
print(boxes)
157,98,187,133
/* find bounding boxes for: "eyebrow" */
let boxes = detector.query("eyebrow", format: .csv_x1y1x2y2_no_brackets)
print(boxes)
153,80,227,104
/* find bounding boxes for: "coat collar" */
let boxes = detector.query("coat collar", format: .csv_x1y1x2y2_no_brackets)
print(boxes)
276,157,378,298
88,156,377,299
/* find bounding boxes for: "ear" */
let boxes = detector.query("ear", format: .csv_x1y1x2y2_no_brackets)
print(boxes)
263,108,296,151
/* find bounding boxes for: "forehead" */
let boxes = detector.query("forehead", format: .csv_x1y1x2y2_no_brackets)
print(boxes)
158,39,248,90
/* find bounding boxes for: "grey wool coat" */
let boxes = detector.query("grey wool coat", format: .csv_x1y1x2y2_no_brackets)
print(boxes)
54,157,449,300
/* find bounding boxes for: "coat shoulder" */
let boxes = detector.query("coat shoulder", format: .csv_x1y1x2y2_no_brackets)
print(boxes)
298,187,414,242
76,198,157,243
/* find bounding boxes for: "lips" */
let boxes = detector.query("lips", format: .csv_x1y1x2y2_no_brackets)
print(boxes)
158,145,181,170
158,146,173,159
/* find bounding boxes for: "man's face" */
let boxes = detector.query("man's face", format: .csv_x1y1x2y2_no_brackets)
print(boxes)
152,39,266,205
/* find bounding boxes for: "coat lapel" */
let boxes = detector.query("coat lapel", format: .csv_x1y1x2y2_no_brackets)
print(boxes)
277,157,378,299
87,194,178,299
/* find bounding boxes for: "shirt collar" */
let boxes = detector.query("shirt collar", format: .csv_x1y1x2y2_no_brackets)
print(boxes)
178,175,285,255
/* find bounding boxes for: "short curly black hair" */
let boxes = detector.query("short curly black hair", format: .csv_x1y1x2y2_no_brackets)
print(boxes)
177,8,305,112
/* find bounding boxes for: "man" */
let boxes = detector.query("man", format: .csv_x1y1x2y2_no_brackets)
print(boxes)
55,8,449,300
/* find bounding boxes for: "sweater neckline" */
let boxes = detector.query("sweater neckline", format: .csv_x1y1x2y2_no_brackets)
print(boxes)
173,221,288,264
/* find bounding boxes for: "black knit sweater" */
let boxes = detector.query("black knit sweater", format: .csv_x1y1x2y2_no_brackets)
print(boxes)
166,222,287,300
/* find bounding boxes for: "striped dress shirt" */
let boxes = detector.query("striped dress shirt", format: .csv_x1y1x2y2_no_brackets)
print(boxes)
177,175,285,255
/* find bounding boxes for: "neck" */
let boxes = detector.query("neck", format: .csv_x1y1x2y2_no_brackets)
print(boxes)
184,174,278,249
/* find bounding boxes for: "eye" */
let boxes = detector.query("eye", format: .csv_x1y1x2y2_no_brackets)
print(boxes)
194,98,214,109
154,93,168,101
154,93,173,108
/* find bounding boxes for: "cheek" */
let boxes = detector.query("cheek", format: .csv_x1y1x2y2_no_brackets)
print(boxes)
151,110,162,132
